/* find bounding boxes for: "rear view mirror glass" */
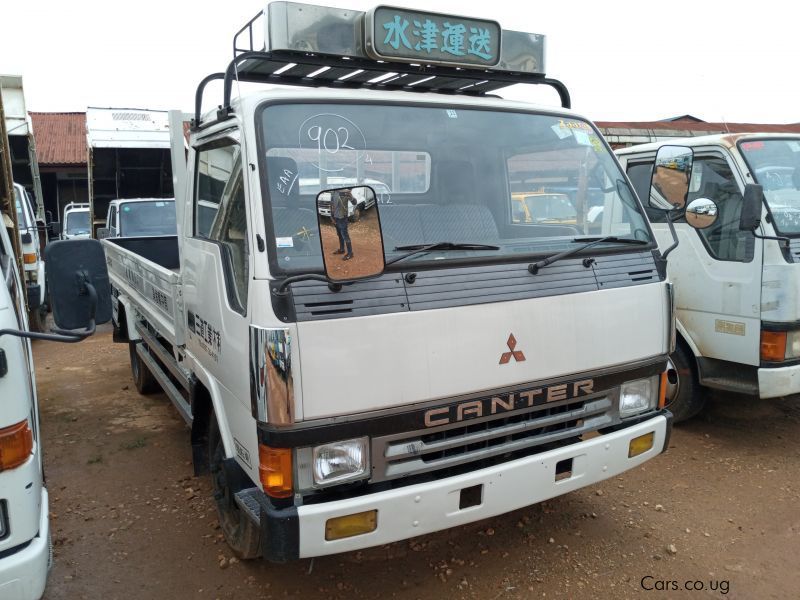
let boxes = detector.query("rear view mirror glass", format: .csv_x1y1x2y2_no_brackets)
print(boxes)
649,146,693,210
97,227,111,239
45,239,112,329
685,198,719,229
316,186,385,282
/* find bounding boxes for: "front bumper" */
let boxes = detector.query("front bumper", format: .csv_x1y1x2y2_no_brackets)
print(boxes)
758,363,800,398
0,488,50,600
258,412,670,561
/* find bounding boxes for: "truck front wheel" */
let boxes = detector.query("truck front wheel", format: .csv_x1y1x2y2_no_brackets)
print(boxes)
209,414,262,559
128,342,160,395
665,344,706,423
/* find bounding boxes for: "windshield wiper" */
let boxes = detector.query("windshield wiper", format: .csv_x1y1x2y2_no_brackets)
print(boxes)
528,236,649,274
388,242,500,265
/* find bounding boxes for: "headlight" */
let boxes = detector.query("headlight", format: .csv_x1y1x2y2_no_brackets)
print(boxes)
619,376,659,417
311,437,369,486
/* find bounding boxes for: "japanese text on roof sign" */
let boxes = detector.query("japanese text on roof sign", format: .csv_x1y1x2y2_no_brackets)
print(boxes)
372,8,501,67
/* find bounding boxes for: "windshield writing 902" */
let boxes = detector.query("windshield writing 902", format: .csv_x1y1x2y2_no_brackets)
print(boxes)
260,103,651,272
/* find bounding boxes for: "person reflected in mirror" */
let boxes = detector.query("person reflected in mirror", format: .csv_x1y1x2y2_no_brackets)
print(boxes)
331,188,357,260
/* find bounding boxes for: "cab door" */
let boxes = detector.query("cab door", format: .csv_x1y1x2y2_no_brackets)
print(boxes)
182,130,256,470
627,149,763,366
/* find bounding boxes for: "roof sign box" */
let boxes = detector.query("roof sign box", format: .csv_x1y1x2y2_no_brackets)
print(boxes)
365,6,501,68
262,2,545,74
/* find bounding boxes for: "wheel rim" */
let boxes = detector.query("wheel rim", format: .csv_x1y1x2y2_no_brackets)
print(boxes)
665,357,680,406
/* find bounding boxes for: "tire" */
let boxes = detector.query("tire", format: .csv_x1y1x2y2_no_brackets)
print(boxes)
209,414,262,559
665,343,706,423
349,206,362,223
128,341,160,395
28,305,47,333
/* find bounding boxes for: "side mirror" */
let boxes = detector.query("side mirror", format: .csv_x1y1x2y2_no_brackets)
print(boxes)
316,186,385,282
50,221,62,236
740,183,763,231
685,198,719,230
46,210,54,224
97,227,111,239
649,145,693,211
45,239,112,330
21,232,33,244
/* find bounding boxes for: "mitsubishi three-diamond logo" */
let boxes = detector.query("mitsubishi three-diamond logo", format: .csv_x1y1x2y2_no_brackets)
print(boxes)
499,333,526,364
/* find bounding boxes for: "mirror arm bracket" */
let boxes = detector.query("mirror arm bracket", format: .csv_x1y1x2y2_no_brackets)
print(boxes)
753,231,791,248
273,274,341,296
0,282,98,343
661,210,680,260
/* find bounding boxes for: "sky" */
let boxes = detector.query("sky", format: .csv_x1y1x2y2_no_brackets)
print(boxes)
1,0,797,124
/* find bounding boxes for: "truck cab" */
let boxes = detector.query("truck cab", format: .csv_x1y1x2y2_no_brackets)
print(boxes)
105,2,675,563
0,221,50,600
61,203,91,240
617,134,800,419
13,184,47,331
100,198,177,238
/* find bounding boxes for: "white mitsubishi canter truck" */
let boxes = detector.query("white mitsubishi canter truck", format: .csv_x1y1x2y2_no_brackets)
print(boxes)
618,135,800,420
103,2,681,562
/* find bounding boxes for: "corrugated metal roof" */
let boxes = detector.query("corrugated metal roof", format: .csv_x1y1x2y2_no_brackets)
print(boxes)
596,120,800,134
29,112,87,166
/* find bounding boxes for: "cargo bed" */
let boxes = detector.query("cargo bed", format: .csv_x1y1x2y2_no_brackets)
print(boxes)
102,236,183,346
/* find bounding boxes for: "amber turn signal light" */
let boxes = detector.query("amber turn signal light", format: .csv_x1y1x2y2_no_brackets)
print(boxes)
258,444,293,498
760,331,787,362
0,420,34,471
23,253,37,265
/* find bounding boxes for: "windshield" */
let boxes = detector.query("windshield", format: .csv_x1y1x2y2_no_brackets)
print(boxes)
14,187,31,229
65,210,91,235
260,103,652,272
119,200,177,237
739,138,800,235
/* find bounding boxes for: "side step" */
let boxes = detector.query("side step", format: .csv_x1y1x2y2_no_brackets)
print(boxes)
136,343,194,425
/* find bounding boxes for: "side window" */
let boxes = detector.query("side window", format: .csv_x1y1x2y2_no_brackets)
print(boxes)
195,139,239,238
209,171,249,311
109,207,117,235
688,156,752,262
195,137,249,312
626,162,667,224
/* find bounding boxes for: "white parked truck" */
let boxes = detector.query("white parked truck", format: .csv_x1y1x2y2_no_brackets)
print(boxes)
99,198,177,239
1,90,111,599
617,134,800,420
105,2,676,562
13,183,47,331
86,107,174,236
60,202,91,240
0,76,44,220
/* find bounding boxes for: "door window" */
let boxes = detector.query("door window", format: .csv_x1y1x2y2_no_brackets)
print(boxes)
688,156,753,262
194,137,249,312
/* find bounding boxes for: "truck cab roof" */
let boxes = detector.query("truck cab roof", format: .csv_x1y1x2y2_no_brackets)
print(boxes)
615,132,800,155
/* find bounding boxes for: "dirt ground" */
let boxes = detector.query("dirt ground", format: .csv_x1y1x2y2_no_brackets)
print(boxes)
319,208,384,280
35,329,800,600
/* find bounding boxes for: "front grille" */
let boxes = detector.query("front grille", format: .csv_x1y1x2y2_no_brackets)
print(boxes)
371,395,615,483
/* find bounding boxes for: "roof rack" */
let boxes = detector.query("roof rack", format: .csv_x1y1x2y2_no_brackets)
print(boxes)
194,3,570,129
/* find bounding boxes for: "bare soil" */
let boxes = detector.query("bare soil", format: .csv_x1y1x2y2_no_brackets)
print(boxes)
36,329,800,600
320,208,384,280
